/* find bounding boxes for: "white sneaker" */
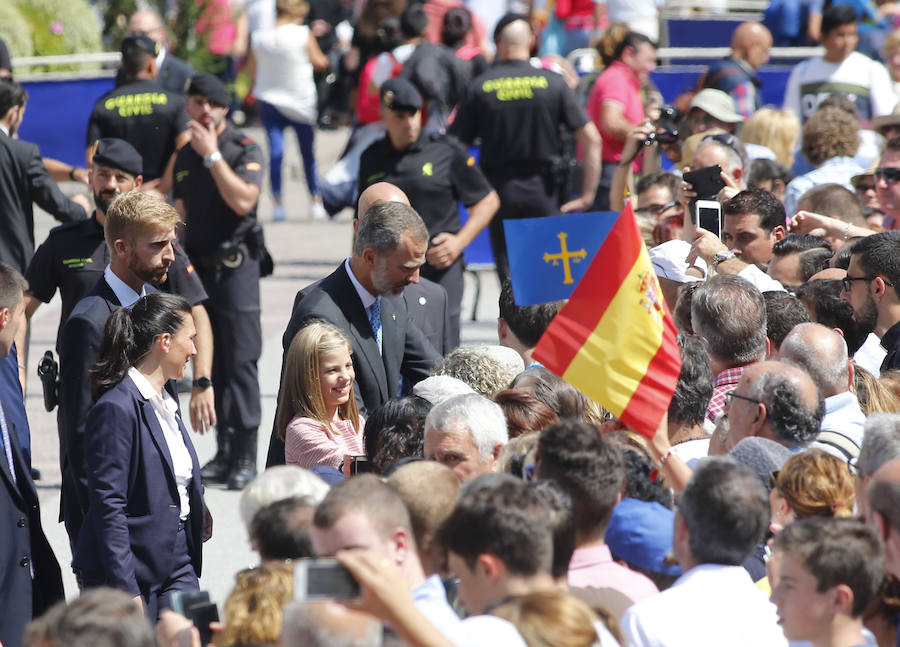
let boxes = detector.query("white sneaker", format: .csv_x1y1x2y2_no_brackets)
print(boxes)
310,201,327,220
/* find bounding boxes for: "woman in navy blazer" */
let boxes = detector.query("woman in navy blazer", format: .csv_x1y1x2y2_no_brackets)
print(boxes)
72,293,206,618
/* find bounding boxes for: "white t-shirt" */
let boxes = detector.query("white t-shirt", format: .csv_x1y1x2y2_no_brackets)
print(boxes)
251,23,317,124
594,0,666,42
783,51,897,123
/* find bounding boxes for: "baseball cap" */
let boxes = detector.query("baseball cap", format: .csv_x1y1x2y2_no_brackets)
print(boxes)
605,497,683,577
689,89,744,124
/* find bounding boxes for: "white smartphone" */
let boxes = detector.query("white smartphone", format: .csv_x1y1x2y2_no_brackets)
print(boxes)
695,200,722,238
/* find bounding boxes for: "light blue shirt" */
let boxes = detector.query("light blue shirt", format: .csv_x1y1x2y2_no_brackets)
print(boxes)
104,265,146,307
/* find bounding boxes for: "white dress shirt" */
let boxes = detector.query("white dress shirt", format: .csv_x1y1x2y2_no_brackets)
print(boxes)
128,367,193,518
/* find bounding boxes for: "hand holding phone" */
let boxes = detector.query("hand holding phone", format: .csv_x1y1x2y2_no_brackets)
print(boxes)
695,200,722,238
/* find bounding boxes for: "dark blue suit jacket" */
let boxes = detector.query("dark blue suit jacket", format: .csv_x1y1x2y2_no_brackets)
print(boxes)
0,396,63,647
72,377,204,598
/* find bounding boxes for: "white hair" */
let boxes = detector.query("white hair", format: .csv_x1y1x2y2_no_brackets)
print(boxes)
424,393,508,460
239,465,330,529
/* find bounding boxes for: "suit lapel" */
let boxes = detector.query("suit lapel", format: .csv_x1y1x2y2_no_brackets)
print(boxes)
131,382,177,484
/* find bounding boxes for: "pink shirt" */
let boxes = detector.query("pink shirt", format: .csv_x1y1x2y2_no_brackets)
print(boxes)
587,60,644,163
284,415,365,470
568,544,660,603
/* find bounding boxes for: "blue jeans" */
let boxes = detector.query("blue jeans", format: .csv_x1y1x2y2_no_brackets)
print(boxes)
258,101,318,199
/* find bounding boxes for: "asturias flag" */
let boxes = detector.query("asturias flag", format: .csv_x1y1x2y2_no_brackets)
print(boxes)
532,203,682,438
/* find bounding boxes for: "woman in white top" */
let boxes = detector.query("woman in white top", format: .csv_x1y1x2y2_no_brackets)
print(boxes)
249,0,330,221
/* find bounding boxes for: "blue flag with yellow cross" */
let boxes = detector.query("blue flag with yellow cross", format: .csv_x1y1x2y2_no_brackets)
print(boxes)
503,211,619,305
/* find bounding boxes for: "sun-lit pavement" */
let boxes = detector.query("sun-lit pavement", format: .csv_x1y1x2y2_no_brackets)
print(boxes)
26,123,501,605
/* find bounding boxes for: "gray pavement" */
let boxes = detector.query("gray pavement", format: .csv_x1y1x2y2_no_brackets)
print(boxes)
26,124,501,606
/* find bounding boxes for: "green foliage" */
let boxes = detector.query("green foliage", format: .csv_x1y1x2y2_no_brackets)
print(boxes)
12,0,103,70
0,4,34,58
170,0,218,73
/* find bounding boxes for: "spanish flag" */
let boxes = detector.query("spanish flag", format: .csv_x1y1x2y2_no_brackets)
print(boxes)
532,203,681,438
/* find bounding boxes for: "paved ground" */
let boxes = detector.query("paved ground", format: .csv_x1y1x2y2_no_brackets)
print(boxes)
26,123,501,605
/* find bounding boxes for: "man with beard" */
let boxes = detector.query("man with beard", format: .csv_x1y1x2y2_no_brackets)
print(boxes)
841,231,900,373
57,191,183,549
284,200,441,418
173,75,265,490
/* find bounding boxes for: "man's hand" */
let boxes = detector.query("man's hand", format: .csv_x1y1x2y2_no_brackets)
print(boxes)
426,233,461,269
139,178,167,201
788,210,834,237
72,193,92,212
72,167,90,185
685,228,728,266
560,195,593,213
717,170,741,203
189,386,217,433
188,120,220,158
620,122,655,167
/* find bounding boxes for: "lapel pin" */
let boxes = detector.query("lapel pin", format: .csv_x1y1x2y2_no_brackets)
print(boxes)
418,296,427,305
392,313,396,320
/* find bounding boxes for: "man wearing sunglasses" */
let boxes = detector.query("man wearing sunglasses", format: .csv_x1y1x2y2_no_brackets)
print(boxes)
875,138,900,231
841,231,900,373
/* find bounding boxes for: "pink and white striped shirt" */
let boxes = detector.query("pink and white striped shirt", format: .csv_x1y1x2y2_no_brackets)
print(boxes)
284,415,366,470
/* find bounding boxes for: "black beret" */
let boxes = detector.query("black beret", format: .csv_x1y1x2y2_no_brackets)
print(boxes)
380,77,422,112
187,74,229,107
492,12,530,43
91,138,143,177
121,34,159,58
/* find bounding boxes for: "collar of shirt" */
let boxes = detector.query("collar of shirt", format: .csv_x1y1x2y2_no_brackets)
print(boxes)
568,544,614,569
104,265,146,307
156,46,167,70
0,124,8,137
714,365,745,389
128,366,177,414
344,258,377,311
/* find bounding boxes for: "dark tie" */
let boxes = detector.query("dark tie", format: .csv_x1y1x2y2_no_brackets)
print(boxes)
368,298,383,355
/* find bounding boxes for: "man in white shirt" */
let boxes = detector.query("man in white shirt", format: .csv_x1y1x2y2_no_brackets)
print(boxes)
783,4,896,123
621,457,788,647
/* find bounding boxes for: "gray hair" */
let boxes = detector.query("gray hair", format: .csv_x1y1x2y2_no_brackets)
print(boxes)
25,588,154,647
239,465,330,529
695,137,745,176
746,366,824,445
425,393,508,460
691,274,766,365
352,201,428,258
281,601,382,647
433,345,524,398
858,414,900,477
779,323,849,396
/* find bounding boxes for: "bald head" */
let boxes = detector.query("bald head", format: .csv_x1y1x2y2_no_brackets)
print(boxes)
808,267,846,281
282,601,382,647
497,19,532,60
779,323,850,397
357,182,410,219
129,10,167,45
731,22,772,69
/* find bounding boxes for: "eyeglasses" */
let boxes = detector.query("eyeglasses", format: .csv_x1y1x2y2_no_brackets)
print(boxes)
841,275,894,292
635,201,679,217
724,391,762,406
855,182,876,193
875,167,900,184
702,133,744,159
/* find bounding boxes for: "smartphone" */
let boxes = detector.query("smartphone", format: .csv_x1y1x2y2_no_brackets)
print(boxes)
170,590,210,616
683,164,726,199
185,601,219,647
294,558,360,601
695,200,722,238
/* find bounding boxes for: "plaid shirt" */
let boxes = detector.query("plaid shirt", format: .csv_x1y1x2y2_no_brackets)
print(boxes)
706,366,746,423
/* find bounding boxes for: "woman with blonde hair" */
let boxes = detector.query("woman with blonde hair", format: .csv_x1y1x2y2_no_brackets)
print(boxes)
769,449,855,533
741,106,800,168
490,590,618,647
220,561,294,647
277,320,364,469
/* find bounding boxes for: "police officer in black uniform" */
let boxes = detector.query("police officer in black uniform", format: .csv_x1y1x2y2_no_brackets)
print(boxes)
174,75,265,490
358,78,498,348
449,13,601,283
86,35,190,194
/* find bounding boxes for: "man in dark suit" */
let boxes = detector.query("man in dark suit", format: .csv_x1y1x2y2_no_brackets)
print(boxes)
115,10,195,94
0,262,64,647
58,191,180,549
0,78,87,275
266,200,442,466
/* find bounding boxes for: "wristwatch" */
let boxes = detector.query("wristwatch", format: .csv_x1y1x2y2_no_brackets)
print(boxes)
712,249,736,269
203,151,223,168
192,377,213,390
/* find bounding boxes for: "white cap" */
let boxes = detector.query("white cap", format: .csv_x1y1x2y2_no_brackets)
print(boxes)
649,239,707,283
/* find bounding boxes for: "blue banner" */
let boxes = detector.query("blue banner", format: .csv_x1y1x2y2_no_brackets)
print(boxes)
504,211,619,306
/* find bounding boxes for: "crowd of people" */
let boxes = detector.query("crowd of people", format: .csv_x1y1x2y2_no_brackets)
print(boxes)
7,0,900,646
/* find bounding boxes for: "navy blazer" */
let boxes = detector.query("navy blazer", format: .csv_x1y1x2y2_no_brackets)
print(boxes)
72,377,204,598
0,398,64,647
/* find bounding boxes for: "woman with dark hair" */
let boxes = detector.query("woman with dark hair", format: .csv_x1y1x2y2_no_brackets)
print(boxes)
72,293,206,619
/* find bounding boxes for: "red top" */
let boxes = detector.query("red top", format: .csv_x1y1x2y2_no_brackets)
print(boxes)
587,60,644,163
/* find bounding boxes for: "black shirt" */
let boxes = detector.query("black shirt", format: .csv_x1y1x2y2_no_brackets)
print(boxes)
881,319,900,373
0,39,10,74
449,58,588,172
173,124,265,259
358,132,493,237
26,215,207,340
86,78,189,181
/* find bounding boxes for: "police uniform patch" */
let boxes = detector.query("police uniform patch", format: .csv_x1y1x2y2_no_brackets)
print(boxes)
246,162,261,171
466,156,475,166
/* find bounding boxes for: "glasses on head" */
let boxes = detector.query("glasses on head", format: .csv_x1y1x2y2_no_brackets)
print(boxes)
702,133,744,158
724,391,762,406
875,167,900,184
635,201,679,217
841,274,895,292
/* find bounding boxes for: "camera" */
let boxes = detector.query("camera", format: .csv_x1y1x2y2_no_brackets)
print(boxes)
644,104,681,147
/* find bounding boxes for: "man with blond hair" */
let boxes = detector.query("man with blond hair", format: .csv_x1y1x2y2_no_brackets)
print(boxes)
58,191,180,549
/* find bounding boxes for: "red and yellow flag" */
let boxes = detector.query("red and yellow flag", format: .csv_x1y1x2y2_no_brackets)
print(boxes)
532,203,681,438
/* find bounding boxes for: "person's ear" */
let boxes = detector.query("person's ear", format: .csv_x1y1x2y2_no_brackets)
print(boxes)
847,361,855,391
159,332,172,353
489,443,503,470
497,317,509,341
114,238,129,258
476,553,504,583
0,306,9,330
362,247,377,267
390,526,412,564
771,225,786,242
832,584,854,616
764,336,775,358
134,174,144,189
750,402,767,434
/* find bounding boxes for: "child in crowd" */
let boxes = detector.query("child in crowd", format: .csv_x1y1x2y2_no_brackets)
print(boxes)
770,517,884,647
277,319,364,470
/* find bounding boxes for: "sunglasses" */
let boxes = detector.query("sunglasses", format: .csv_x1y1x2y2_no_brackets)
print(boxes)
875,167,900,183
636,201,679,217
